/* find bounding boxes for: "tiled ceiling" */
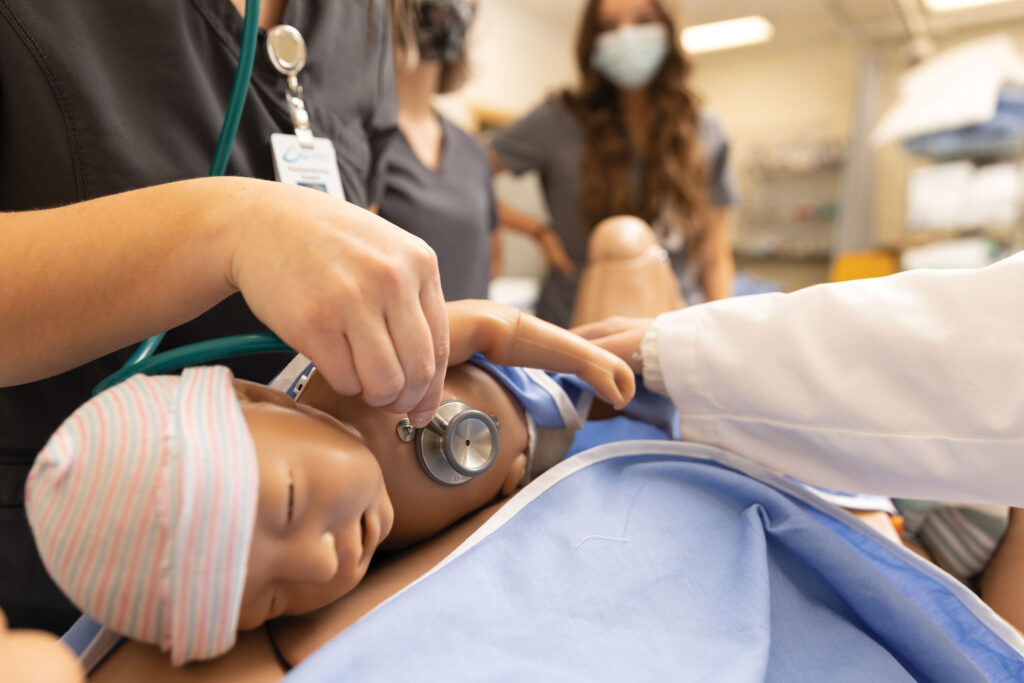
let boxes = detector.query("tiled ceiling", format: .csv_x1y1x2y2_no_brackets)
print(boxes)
514,0,1024,45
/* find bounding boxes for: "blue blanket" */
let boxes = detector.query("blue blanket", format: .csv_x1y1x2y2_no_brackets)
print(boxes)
286,441,1024,682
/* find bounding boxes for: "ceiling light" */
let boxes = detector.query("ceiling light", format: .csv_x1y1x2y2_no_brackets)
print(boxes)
923,0,1017,11
682,16,775,54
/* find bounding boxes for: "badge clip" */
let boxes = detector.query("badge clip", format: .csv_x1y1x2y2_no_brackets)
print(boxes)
267,25,314,148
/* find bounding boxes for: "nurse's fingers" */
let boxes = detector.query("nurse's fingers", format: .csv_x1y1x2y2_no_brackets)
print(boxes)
304,334,363,398
371,292,441,420
346,312,408,409
589,330,645,375
571,316,652,342
404,282,450,427
572,317,653,375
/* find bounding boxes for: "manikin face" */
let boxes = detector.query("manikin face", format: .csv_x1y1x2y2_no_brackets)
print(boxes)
300,363,530,550
232,366,529,630
595,0,663,32
235,383,394,631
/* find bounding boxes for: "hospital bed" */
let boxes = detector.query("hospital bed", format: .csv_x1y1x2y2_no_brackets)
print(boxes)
65,434,1024,681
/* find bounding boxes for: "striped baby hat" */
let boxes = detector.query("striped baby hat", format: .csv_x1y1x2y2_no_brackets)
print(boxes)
25,366,259,665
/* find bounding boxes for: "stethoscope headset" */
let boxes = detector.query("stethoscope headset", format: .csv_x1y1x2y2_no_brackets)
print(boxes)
95,0,499,486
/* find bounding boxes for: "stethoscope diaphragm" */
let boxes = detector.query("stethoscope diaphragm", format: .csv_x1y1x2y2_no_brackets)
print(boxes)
397,400,500,486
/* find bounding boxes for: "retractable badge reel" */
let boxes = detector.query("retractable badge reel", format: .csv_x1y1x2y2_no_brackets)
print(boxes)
397,402,501,486
266,25,313,147
266,25,346,198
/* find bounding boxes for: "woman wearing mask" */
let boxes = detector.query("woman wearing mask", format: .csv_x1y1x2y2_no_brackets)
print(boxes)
380,0,497,301
489,0,737,328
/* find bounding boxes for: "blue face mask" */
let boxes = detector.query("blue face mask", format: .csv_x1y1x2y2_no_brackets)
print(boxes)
590,23,670,90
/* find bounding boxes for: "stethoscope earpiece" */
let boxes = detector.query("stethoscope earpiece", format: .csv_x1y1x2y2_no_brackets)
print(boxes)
397,401,500,486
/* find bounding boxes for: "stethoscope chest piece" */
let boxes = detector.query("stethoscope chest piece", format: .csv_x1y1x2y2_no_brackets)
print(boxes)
397,400,500,486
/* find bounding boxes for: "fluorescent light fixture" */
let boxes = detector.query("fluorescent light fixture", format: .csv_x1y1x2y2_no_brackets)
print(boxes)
923,0,1017,11
682,15,775,54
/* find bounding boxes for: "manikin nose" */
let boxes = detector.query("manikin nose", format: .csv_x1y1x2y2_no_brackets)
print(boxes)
284,531,338,583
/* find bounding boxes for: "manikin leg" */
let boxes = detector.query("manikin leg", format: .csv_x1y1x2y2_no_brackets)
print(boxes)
570,215,684,327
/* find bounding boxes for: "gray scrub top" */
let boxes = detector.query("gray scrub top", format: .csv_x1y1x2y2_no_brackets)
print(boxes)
490,95,736,327
379,115,497,300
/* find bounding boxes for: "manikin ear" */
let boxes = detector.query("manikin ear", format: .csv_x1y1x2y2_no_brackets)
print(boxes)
501,453,529,497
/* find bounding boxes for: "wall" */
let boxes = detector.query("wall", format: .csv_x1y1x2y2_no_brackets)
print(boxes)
692,38,859,160
692,37,862,289
434,0,577,126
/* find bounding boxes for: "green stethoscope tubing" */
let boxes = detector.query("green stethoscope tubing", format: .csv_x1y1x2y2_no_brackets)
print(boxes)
208,0,262,180
93,333,291,395
95,0,293,396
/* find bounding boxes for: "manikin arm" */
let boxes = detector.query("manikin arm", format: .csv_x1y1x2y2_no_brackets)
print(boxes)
445,300,634,410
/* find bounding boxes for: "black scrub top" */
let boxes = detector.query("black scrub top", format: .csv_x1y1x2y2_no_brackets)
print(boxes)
0,0,397,631
378,115,496,301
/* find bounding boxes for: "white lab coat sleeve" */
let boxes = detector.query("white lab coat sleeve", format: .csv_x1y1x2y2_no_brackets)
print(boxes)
642,251,1024,507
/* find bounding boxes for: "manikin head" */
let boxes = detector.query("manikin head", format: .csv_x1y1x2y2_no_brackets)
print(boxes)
27,364,529,664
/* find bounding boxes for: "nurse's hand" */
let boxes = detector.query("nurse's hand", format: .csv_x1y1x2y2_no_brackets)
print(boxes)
229,181,448,427
572,316,655,375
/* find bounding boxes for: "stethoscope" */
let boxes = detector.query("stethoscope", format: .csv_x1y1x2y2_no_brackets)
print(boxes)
94,2,499,486
94,0,284,396
396,402,500,486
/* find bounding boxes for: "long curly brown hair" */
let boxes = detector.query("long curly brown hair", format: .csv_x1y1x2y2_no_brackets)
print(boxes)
568,0,709,254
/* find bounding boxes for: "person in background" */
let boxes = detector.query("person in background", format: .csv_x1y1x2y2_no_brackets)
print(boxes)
380,0,496,301
489,0,736,327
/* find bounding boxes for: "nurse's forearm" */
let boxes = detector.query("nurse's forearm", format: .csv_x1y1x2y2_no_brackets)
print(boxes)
2,177,451,421
648,252,1024,507
0,177,246,386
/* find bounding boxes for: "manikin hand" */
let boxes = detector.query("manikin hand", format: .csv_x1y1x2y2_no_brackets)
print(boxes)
446,300,635,409
229,181,449,426
572,316,655,375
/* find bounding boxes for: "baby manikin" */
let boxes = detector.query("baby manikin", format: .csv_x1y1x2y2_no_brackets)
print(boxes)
26,300,635,664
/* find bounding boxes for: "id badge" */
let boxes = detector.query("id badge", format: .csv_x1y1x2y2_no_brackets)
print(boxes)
270,133,346,200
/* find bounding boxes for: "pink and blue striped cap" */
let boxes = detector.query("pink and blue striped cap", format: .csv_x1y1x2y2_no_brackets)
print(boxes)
25,366,258,665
